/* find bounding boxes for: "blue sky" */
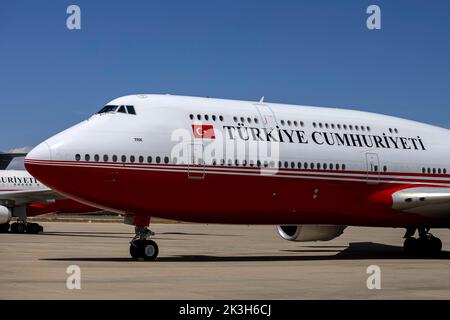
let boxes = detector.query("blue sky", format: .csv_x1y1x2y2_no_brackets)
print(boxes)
1,0,450,156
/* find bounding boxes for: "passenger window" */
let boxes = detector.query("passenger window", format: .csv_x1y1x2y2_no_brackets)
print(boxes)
103,155,109,162
85,154,90,161
164,156,169,164
126,105,136,115
189,114,194,120
112,155,118,162
75,154,81,161
139,156,144,163
156,156,161,164
94,154,100,162
147,156,152,163
130,156,135,163
219,116,224,121
205,115,209,121
121,155,127,162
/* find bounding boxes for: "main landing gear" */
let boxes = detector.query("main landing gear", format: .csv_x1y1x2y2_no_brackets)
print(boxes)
403,227,442,256
9,220,44,234
129,225,159,261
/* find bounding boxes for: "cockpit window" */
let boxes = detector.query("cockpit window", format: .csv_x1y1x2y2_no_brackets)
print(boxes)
97,105,118,114
126,105,136,115
96,104,136,115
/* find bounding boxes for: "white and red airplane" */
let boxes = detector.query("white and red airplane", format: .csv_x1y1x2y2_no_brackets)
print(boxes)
24,94,450,260
0,169,100,233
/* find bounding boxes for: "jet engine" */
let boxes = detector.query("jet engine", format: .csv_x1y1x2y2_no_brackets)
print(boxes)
277,225,346,242
0,205,12,224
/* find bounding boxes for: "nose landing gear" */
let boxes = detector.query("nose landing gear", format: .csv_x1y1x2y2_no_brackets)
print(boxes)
129,226,159,261
403,227,442,256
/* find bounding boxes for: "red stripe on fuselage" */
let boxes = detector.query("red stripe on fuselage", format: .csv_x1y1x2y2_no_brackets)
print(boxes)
24,160,450,227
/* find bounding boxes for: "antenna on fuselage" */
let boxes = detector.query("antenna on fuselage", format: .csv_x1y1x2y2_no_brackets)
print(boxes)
259,96,265,103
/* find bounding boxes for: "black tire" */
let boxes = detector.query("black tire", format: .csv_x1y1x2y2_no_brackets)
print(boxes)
429,236,442,255
130,241,142,260
16,223,26,233
10,223,19,233
142,240,159,261
0,223,10,233
129,239,159,261
404,237,418,255
26,223,41,234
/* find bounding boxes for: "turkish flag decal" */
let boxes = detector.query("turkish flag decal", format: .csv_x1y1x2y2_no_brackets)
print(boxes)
192,124,216,139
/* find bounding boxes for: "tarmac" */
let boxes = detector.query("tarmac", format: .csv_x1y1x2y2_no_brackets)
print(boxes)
1,222,449,299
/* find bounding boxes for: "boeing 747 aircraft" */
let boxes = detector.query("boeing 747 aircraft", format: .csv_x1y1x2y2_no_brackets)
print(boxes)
25,94,450,260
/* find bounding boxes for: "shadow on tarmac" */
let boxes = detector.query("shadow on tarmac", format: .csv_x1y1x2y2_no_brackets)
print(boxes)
40,242,450,262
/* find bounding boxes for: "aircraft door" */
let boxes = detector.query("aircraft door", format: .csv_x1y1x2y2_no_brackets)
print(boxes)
254,103,277,127
188,142,205,179
366,153,380,184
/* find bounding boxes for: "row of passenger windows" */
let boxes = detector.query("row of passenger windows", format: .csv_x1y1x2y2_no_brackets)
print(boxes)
279,120,305,127
422,167,447,174
76,154,171,164
74,154,449,176
312,122,371,132
189,114,224,122
233,116,259,124
74,154,347,170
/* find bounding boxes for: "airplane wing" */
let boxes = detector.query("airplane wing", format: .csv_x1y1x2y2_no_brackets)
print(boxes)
392,187,450,217
0,152,27,170
0,189,65,206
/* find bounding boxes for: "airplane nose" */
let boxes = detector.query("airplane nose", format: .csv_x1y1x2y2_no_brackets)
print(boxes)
25,141,52,161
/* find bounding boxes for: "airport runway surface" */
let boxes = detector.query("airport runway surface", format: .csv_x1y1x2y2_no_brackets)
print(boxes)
1,222,449,299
